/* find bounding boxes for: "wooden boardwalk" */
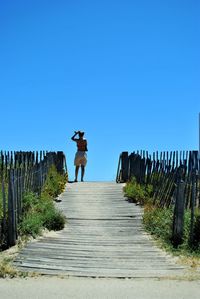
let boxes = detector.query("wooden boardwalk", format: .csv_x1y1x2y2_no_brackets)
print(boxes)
14,182,186,278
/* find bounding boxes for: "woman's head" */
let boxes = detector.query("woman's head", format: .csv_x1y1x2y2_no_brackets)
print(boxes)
79,131,84,138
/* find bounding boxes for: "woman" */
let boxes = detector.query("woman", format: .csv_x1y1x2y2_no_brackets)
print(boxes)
71,131,88,182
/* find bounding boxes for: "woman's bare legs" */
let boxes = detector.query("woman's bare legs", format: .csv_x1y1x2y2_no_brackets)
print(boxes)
75,166,79,182
81,166,85,182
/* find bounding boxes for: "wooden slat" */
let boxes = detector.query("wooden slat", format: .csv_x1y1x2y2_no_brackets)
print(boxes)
14,182,186,278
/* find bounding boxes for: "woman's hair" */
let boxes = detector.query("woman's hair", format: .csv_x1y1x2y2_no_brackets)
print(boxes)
79,131,84,138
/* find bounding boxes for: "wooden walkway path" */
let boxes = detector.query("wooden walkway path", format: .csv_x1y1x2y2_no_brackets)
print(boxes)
14,182,186,278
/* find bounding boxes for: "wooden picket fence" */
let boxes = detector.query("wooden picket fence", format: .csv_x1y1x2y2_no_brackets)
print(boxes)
116,150,200,247
0,151,66,249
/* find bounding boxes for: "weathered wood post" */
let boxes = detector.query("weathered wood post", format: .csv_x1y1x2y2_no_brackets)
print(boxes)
57,151,65,174
2,179,7,247
121,152,129,182
7,170,17,247
140,157,146,184
116,154,121,183
189,169,198,246
129,153,135,179
172,167,186,247
18,168,22,219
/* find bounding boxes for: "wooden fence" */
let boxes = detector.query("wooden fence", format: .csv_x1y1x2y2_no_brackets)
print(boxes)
116,150,200,247
0,151,66,249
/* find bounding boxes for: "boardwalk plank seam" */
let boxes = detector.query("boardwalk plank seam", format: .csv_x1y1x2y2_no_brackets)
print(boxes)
14,182,186,278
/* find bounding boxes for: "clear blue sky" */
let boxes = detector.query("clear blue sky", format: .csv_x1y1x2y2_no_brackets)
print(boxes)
0,0,199,181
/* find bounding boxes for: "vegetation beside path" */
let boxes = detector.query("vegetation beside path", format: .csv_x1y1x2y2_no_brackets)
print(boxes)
19,165,66,238
0,165,67,278
124,178,200,266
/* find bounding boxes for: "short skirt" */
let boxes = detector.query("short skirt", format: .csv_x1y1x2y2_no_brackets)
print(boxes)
74,151,87,166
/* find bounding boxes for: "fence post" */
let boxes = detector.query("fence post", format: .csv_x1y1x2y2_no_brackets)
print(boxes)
189,169,198,246
116,154,121,183
121,152,129,182
7,170,16,247
172,168,185,247
2,179,7,247
129,153,135,180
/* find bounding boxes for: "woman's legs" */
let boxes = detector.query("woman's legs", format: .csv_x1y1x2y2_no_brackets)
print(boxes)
75,166,79,182
81,165,85,182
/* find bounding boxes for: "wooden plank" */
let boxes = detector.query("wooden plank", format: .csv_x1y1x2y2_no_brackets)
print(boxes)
14,182,186,278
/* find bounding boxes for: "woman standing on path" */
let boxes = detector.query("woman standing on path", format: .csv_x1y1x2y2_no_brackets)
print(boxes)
71,131,88,182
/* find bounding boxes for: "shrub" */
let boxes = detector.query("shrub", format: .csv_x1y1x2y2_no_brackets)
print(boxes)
143,205,173,244
0,258,18,278
19,192,65,237
42,165,66,198
143,205,200,254
41,206,66,231
36,193,65,231
124,177,200,255
191,213,200,250
22,192,39,212
19,164,67,238
19,212,43,237
124,177,153,205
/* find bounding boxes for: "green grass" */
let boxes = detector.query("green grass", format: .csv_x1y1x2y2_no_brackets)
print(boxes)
0,165,67,242
19,192,66,238
19,166,67,238
0,257,18,278
123,177,153,205
143,205,173,244
143,205,200,256
42,165,67,198
124,177,200,257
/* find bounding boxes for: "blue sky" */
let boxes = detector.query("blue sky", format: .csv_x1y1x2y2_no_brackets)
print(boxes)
0,0,199,181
